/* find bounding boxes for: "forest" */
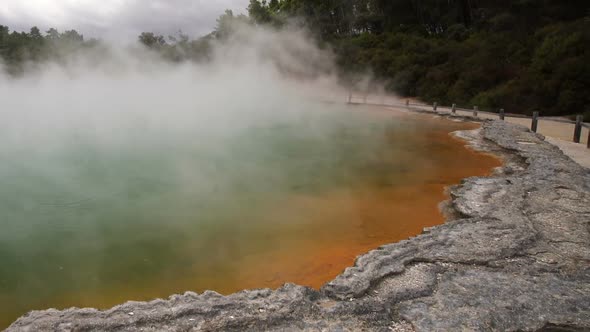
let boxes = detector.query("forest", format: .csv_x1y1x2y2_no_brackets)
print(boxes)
1,0,588,118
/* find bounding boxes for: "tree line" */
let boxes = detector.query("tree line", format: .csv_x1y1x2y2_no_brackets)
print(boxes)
0,26,103,74
1,1,588,118
246,0,590,118
0,10,249,71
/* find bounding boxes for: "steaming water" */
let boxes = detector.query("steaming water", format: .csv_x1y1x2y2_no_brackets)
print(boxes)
0,106,500,327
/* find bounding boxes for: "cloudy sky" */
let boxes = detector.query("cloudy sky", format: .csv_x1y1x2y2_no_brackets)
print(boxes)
0,0,250,41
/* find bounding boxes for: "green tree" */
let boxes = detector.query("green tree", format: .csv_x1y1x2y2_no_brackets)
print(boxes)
138,32,166,48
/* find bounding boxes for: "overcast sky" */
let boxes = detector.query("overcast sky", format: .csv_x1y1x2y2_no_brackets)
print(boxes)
0,0,250,41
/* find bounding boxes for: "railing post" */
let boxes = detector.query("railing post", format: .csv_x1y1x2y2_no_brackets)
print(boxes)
574,115,583,143
531,112,539,133
499,109,505,120
433,102,438,111
473,106,478,117
452,103,456,115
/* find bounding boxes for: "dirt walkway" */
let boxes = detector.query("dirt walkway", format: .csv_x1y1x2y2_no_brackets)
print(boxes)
546,138,590,168
402,104,590,169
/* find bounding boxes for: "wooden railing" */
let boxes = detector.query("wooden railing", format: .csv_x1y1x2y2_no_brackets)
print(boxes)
345,94,590,149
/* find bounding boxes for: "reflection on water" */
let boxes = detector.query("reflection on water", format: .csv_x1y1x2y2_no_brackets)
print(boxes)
0,107,500,327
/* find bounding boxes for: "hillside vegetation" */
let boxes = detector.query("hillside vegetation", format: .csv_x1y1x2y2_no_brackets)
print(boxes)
1,1,588,117
246,0,589,118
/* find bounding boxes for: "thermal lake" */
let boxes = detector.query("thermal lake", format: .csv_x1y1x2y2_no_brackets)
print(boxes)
0,105,500,327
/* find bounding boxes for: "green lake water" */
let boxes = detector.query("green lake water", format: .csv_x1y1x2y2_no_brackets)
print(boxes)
0,105,499,328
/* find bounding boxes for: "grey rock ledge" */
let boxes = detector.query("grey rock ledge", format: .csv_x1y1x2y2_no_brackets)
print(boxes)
7,120,590,332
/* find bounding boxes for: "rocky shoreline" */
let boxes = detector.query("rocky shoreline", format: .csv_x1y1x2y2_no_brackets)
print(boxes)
7,119,590,331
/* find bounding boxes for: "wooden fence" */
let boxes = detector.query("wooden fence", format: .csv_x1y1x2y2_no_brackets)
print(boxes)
345,94,590,149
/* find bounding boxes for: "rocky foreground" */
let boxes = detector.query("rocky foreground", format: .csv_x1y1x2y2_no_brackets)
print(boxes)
8,120,590,331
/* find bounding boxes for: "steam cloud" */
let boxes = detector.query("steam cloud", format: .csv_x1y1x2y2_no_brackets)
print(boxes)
0,23,365,243
0,24,393,274
0,22,408,328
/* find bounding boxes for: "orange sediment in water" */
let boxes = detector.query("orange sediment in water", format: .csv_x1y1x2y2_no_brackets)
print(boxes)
210,114,501,291
0,109,501,328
